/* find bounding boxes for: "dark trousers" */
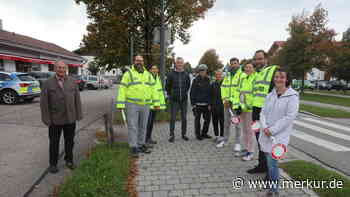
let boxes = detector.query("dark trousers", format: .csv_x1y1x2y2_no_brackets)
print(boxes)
194,105,211,137
252,107,267,170
49,123,76,166
146,110,157,142
212,107,224,137
170,100,188,137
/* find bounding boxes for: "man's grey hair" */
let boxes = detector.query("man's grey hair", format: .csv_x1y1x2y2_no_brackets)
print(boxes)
54,60,67,68
176,57,184,61
215,68,223,73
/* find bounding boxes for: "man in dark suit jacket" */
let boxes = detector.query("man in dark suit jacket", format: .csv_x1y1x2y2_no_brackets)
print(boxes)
40,60,83,173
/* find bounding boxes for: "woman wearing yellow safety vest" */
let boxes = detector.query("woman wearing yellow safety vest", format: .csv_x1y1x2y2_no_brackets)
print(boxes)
236,62,256,161
146,65,166,145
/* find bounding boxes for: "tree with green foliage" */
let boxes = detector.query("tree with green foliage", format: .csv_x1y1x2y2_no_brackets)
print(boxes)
331,27,350,90
184,62,192,73
198,49,223,75
75,0,215,69
274,4,336,92
88,60,99,75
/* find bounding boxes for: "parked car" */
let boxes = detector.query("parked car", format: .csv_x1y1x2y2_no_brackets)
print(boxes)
0,72,41,104
103,76,119,84
27,71,55,88
70,75,86,91
311,80,332,90
100,77,113,89
83,75,100,90
292,80,315,90
328,80,347,91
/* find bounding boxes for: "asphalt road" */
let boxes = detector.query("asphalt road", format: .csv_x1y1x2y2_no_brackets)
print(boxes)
290,113,350,176
0,86,117,197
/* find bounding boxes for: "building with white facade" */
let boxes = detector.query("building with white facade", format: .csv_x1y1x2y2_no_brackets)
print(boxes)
0,20,84,73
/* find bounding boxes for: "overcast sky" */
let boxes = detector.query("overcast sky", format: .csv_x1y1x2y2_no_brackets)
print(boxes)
0,0,348,66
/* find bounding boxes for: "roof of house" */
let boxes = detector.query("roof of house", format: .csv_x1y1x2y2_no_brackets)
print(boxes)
0,30,82,59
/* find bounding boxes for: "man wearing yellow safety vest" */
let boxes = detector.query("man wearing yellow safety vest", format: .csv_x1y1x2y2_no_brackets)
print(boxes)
145,65,166,145
217,58,243,155
235,62,256,161
247,50,279,174
116,55,160,158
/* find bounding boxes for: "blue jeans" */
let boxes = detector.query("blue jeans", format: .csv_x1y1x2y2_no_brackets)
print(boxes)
265,152,279,192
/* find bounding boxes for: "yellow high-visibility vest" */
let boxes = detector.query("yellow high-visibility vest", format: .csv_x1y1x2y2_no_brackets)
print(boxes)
235,72,256,112
151,75,166,110
116,65,159,108
221,67,243,108
252,65,278,108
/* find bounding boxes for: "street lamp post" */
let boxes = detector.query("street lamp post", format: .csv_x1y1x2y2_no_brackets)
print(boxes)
159,0,166,84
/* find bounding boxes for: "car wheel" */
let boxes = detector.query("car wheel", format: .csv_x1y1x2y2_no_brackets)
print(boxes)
1,90,18,105
87,84,93,90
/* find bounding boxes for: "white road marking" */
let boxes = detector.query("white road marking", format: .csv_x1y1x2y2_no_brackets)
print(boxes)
295,120,350,141
292,130,350,152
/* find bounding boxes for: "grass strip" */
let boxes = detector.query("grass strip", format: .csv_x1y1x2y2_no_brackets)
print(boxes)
58,143,130,197
300,104,350,118
280,160,350,197
300,93,350,108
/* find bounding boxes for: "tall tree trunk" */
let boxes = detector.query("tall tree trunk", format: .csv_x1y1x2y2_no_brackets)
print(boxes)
301,69,305,94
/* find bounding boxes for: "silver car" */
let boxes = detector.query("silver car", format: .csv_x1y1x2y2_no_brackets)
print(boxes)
0,72,41,104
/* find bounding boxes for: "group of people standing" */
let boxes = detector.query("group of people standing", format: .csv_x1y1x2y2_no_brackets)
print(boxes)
116,50,299,197
38,48,298,197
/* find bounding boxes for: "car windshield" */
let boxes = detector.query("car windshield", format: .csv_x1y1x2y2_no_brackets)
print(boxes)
17,74,36,81
90,76,97,81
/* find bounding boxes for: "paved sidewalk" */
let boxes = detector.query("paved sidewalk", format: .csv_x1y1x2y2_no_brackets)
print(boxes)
135,114,313,197
300,100,350,112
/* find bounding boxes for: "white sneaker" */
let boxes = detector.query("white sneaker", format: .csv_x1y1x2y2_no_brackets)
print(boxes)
216,141,226,148
234,151,241,157
233,144,241,152
242,153,254,161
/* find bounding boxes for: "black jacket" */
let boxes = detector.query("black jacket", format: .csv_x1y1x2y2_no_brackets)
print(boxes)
210,80,224,109
165,70,191,102
190,76,211,106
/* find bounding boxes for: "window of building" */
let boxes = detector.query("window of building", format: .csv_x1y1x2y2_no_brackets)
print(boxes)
0,59,4,71
48,64,54,71
31,64,41,71
15,61,32,72
69,66,78,75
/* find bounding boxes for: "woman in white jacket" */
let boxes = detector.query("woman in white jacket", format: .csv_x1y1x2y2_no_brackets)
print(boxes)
259,68,299,197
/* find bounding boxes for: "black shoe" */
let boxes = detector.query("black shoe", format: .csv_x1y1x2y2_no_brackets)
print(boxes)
202,134,212,139
144,143,154,149
247,166,267,174
139,145,151,154
49,165,59,174
196,136,203,140
147,139,157,144
66,162,76,170
182,136,189,141
130,147,139,158
169,136,175,143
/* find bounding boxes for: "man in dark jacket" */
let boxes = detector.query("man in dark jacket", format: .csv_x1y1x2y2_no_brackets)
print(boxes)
190,64,212,140
40,60,83,173
165,57,191,142
210,69,225,142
